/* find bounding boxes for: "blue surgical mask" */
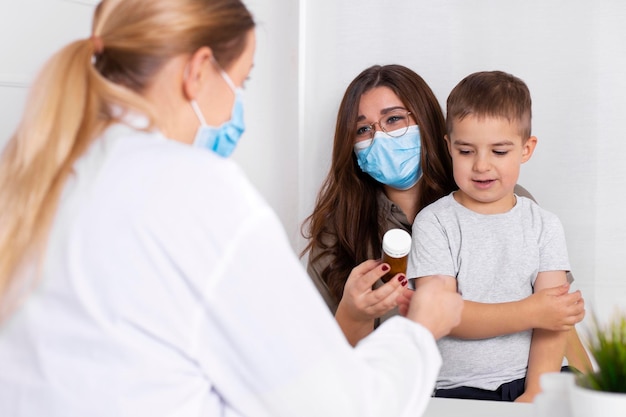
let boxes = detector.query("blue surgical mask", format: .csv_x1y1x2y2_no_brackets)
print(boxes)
191,66,245,158
354,125,422,190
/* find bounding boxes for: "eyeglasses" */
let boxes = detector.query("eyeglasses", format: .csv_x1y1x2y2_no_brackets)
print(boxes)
354,110,412,144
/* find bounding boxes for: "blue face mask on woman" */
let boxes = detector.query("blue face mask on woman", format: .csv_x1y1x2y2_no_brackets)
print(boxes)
354,125,422,190
191,65,245,158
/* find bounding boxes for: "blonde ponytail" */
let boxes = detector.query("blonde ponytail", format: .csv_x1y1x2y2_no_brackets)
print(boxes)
0,36,152,314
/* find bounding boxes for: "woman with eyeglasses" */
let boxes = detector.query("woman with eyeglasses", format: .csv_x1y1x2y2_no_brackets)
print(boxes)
302,65,456,346
301,65,588,356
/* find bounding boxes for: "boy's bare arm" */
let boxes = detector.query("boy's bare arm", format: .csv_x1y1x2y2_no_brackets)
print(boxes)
565,327,593,372
515,270,569,403
414,275,530,338
414,275,583,339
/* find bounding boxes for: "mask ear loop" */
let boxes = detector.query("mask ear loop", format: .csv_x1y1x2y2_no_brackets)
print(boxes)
183,61,210,127
210,57,237,92
190,100,208,126
189,57,239,129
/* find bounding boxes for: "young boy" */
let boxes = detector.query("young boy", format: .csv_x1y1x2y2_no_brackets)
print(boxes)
407,71,570,403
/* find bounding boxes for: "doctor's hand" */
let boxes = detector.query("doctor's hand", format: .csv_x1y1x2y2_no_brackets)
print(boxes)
334,259,408,346
403,276,463,340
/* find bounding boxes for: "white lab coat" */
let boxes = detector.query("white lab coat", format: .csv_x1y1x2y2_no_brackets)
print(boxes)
0,120,441,416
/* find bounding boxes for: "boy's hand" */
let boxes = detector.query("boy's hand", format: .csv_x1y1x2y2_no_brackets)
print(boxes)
529,283,585,331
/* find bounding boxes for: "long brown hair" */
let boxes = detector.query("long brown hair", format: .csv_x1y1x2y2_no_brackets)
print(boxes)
301,64,456,304
0,0,254,314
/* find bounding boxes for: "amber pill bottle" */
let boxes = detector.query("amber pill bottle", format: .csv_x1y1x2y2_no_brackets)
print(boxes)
381,229,412,283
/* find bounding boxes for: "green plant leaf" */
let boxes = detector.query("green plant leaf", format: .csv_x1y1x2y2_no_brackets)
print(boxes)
577,312,626,393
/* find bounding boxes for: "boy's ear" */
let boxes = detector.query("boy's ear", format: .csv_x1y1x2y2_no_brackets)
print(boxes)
444,134,452,155
521,136,538,163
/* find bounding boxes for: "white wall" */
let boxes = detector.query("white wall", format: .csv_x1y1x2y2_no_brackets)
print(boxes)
1,1,624,322
233,0,301,245
0,0,97,146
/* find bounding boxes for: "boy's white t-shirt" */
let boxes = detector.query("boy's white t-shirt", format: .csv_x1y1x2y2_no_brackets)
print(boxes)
0,121,441,417
407,193,570,391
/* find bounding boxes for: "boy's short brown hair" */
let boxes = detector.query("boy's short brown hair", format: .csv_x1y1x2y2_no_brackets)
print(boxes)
446,71,532,140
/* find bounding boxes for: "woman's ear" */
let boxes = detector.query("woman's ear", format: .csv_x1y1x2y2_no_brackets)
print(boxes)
182,46,213,101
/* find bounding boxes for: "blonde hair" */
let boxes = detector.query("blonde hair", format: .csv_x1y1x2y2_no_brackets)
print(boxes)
0,0,254,315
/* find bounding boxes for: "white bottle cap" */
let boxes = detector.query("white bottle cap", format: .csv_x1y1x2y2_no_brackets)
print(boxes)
382,229,412,258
